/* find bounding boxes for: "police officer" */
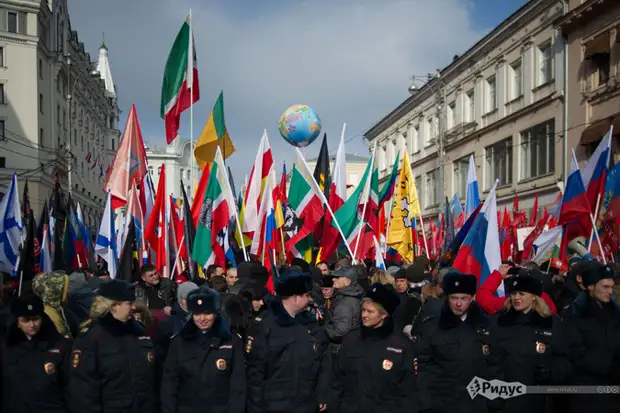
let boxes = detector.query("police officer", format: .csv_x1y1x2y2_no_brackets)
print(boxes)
69,280,158,413
415,272,503,413
246,268,331,413
490,270,571,413
1,294,71,413
160,288,246,413
330,283,415,413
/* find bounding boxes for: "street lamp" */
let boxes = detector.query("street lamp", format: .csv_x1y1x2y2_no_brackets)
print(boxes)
408,70,447,214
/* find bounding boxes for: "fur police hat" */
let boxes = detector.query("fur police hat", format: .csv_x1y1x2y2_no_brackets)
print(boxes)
443,272,477,296
11,294,45,318
511,270,544,296
581,261,615,287
365,283,400,315
187,288,220,314
98,280,136,302
275,268,313,297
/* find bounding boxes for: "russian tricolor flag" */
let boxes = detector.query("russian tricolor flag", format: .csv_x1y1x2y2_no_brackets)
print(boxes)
559,153,592,226
582,126,612,213
464,154,480,217
453,179,502,295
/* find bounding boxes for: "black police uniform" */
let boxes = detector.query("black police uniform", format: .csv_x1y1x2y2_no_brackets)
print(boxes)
1,296,71,413
160,288,246,413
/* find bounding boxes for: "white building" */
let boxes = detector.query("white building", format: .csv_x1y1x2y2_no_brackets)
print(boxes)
365,0,566,219
305,153,370,198
0,0,120,233
146,138,202,201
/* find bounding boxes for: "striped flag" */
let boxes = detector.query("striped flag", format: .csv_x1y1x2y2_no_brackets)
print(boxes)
95,191,118,279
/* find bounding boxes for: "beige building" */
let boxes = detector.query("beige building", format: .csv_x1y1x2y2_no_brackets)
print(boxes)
0,0,120,233
306,153,370,198
146,139,202,201
365,0,567,219
556,0,620,164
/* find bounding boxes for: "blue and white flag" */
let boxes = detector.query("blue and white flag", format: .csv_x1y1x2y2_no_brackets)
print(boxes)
76,202,91,254
95,191,118,279
464,154,480,217
39,228,52,273
0,173,23,274
373,235,386,270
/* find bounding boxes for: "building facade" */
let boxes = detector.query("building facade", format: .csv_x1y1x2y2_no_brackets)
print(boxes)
146,138,202,201
0,0,120,233
365,0,567,219
556,0,620,165
305,153,370,198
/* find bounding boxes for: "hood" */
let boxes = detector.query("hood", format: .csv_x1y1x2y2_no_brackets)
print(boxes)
335,282,365,299
32,272,69,309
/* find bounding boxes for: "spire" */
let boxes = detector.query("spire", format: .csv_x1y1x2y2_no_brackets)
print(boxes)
96,33,115,98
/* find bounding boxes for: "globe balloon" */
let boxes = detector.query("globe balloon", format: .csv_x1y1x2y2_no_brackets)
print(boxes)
278,104,321,148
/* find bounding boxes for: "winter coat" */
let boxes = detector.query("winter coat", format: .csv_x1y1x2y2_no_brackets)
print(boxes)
69,314,158,413
134,278,174,310
1,315,71,413
490,308,572,413
160,317,246,413
414,301,504,413
324,282,364,352
246,298,331,413
330,320,415,413
561,292,620,413
153,302,190,359
64,284,96,338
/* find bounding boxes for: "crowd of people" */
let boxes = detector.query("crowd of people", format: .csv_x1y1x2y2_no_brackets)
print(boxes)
1,255,619,413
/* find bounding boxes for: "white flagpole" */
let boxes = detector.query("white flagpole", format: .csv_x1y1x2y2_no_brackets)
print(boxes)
220,148,249,262
188,9,196,199
352,143,376,263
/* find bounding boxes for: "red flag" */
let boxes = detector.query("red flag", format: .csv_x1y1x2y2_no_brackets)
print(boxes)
191,162,211,228
529,195,539,226
145,164,169,277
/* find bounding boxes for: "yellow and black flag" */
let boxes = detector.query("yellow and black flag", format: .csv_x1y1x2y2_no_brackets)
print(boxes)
313,133,331,201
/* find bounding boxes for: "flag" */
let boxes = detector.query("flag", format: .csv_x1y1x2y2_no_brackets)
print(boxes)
379,152,400,207
145,164,170,278
181,181,197,280
387,152,420,263
251,169,278,263
125,180,146,266
464,154,480,217
95,191,118,279
453,179,502,293
582,126,612,214
37,201,51,273
103,105,148,209
529,194,539,226
450,193,464,221
373,235,386,270
313,133,331,200
117,219,137,283
194,91,235,169
242,131,274,236
559,153,591,225
193,147,236,267
160,13,200,144
191,162,211,228
532,226,562,266
17,180,38,280
442,197,455,254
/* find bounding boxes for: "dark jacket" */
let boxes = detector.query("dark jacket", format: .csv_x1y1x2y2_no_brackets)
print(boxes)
160,318,246,413
330,320,415,413
414,301,503,413
153,302,190,359
69,314,158,413
561,292,620,413
246,298,331,413
490,308,572,413
393,289,424,333
1,315,71,413
324,283,364,350
134,278,174,310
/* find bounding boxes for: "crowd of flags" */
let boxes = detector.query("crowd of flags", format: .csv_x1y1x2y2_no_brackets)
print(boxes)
0,14,619,294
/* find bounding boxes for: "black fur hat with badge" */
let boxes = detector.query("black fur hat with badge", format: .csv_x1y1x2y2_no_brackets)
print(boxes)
443,272,477,296
11,294,45,318
98,279,136,302
187,288,220,314
510,270,544,296
275,268,313,297
581,261,615,287
365,283,400,315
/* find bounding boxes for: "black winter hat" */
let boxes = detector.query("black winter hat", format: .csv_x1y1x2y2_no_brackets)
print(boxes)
187,288,220,314
11,294,45,318
510,270,544,296
581,261,615,287
406,262,427,283
443,272,477,296
98,280,136,302
275,268,313,297
365,283,400,315
318,275,335,288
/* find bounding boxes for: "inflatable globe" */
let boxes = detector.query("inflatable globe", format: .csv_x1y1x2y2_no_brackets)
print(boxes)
278,104,321,148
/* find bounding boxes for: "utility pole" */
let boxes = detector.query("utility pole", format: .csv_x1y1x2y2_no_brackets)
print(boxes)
66,55,73,197
436,71,446,214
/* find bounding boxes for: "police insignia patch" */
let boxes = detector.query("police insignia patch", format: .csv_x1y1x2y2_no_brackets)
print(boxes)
147,352,154,363
313,343,317,353
71,350,81,368
536,341,546,354
382,359,393,370
44,362,56,375
246,337,254,354
216,358,227,371
482,344,490,356
413,358,418,376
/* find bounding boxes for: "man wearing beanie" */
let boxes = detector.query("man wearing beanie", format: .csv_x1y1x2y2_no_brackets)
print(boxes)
562,261,620,413
414,272,503,413
153,281,198,359
246,268,330,413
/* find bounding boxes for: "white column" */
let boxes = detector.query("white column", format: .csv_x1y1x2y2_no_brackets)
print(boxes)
522,40,534,106
496,59,507,118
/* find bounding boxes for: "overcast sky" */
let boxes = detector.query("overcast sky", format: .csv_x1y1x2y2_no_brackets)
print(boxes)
66,0,525,186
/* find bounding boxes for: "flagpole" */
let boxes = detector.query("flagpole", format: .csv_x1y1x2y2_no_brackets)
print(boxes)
188,8,196,200
418,214,431,261
352,143,376,263
587,193,601,252
220,151,248,262
383,193,395,259
296,147,355,260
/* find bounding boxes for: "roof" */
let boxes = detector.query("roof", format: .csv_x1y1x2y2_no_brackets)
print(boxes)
95,42,115,97
307,153,369,163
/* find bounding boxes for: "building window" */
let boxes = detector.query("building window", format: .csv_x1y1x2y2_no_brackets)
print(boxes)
426,118,433,145
538,42,553,86
187,170,190,180
425,169,439,208
521,120,555,180
81,135,84,150
448,102,456,129
379,145,386,171
39,93,43,113
148,166,153,176
411,125,420,153
465,90,474,122
111,138,115,151
63,109,66,129
487,75,497,112
0,120,5,139
157,166,162,176
0,84,5,104
0,157,5,168
57,105,61,124
510,59,522,99
453,155,470,198
415,175,423,208
0,47,4,67
38,58,43,79
485,138,513,188
585,33,611,88
7,12,17,34
39,128,44,148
